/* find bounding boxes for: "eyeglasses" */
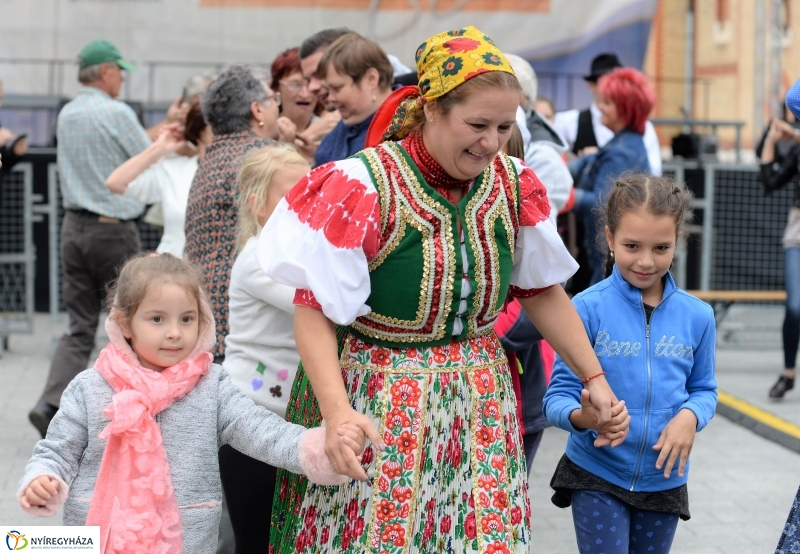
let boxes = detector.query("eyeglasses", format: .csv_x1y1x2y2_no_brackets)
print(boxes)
279,79,310,93
264,92,282,108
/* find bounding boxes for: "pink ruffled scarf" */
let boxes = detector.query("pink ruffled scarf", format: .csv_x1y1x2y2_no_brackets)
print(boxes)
85,300,216,554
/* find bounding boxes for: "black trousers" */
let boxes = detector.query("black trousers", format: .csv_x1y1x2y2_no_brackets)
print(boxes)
219,444,278,553
42,211,140,407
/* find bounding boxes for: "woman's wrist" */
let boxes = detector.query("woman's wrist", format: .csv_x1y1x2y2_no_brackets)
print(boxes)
318,393,353,421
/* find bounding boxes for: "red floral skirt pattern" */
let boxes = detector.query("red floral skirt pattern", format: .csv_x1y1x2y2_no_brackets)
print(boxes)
291,333,531,553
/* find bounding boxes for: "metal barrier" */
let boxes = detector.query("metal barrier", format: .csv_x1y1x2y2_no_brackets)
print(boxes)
0,151,163,357
664,161,792,293
0,162,36,356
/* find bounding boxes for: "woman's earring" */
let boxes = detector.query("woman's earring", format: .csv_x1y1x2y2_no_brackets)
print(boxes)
258,120,264,127
429,118,434,123
610,250,614,258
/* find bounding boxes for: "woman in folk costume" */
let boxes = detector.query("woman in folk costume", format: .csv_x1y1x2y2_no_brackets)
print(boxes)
259,27,630,554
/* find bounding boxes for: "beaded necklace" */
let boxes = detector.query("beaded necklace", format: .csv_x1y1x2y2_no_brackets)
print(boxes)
404,130,473,204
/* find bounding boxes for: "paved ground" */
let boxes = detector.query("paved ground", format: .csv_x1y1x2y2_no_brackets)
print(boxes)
1,313,798,553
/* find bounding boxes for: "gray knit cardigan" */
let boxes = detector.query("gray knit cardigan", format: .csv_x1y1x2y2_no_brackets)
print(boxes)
18,364,310,553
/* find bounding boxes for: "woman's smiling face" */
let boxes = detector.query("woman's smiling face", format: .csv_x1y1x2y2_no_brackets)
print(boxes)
279,70,316,126
422,86,521,180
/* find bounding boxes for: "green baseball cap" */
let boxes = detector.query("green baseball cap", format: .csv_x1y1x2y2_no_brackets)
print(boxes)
77,40,135,71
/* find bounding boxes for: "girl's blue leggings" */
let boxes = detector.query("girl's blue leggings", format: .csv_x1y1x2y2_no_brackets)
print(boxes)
570,490,680,554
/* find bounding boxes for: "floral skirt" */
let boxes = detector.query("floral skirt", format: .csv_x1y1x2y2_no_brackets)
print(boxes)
270,332,532,554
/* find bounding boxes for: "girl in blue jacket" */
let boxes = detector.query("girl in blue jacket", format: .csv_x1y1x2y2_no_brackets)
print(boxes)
544,173,718,554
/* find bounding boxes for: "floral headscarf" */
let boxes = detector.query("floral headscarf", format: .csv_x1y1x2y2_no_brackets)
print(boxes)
366,26,516,147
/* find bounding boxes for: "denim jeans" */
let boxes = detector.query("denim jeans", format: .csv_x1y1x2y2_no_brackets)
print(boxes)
41,211,140,407
784,247,800,369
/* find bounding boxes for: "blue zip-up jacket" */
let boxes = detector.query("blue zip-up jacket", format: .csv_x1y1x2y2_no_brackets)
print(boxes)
543,266,718,493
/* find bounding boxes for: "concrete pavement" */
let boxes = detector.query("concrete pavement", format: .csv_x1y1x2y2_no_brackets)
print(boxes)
0,313,798,553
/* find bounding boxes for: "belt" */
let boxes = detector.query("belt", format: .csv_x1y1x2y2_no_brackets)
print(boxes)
66,208,138,224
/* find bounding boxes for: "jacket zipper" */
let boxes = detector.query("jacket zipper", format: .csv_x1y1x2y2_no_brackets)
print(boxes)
628,286,677,491
630,300,651,491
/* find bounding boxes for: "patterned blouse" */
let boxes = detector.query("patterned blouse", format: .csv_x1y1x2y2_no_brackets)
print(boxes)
184,130,275,358
257,134,578,345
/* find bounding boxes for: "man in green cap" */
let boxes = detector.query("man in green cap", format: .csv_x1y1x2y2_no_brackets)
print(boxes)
28,39,152,438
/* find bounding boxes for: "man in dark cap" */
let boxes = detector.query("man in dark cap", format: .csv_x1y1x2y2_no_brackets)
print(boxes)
27,39,151,438
553,53,662,175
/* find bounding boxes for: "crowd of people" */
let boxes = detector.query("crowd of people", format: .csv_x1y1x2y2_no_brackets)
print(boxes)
2,22,796,554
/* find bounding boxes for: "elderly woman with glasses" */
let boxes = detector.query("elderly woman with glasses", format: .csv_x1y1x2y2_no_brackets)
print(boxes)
272,48,316,146
260,27,627,553
271,47,341,164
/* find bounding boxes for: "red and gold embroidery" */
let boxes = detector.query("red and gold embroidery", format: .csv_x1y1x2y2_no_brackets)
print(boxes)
464,153,519,336
354,144,457,343
354,143,522,345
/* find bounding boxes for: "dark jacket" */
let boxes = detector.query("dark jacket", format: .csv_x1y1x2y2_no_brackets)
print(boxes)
526,111,566,147
314,114,374,167
0,137,24,177
759,141,800,208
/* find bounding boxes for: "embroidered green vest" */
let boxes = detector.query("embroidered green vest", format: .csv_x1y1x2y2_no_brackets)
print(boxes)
346,141,521,348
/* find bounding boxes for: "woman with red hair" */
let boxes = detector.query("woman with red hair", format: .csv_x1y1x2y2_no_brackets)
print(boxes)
272,47,340,163
569,67,655,285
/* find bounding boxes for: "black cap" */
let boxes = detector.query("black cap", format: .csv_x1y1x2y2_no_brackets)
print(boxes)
584,53,622,82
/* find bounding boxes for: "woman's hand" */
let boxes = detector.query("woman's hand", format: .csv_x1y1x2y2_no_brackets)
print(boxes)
277,116,298,144
12,136,28,157
165,94,191,126
652,408,697,478
324,405,384,481
155,123,186,153
20,475,60,509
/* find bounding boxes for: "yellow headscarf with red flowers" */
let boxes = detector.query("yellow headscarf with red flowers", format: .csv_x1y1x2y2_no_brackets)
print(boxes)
366,26,516,146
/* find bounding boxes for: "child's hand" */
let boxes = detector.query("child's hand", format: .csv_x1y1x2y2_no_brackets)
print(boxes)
570,389,630,448
20,476,60,509
652,408,697,478
337,423,367,460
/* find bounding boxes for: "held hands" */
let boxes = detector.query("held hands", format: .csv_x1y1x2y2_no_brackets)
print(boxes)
324,405,385,482
583,377,630,446
652,408,697,479
569,388,630,448
20,475,60,510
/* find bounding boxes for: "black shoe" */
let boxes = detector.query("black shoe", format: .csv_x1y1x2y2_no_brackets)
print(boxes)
769,375,795,399
28,400,58,439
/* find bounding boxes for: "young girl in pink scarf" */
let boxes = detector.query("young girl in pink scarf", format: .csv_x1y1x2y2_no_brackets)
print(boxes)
18,253,368,554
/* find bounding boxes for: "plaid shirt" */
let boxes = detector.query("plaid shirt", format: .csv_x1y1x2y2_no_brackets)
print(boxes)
184,130,276,358
56,87,151,219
